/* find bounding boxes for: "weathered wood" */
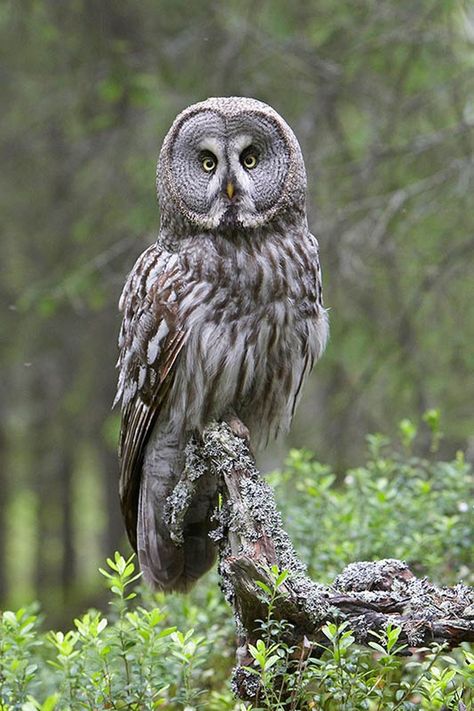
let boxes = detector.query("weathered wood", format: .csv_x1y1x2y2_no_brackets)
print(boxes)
170,421,474,702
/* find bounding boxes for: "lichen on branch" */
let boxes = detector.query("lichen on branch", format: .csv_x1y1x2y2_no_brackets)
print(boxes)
166,420,474,701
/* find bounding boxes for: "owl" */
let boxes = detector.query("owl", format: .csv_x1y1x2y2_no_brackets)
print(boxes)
115,97,328,591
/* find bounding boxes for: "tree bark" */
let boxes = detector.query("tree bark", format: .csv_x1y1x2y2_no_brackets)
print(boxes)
169,421,474,703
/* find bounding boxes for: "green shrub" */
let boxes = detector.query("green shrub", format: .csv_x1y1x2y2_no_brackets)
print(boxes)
275,415,472,586
243,569,473,710
1,418,472,709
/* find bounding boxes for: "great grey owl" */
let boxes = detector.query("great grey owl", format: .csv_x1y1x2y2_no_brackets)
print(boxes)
115,97,328,591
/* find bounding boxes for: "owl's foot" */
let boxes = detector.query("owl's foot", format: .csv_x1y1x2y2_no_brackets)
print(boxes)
222,411,250,444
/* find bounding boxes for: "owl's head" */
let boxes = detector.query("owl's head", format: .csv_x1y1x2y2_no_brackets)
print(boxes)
157,97,307,231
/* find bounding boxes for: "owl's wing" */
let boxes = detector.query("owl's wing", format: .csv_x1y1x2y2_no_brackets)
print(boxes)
114,243,186,550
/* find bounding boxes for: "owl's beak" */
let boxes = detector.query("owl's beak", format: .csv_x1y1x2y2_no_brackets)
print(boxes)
225,181,235,200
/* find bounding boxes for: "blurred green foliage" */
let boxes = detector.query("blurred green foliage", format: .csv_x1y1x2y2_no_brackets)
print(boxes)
279,428,473,586
0,0,473,616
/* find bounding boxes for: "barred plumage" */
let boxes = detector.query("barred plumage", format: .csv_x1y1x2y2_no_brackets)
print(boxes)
115,98,328,591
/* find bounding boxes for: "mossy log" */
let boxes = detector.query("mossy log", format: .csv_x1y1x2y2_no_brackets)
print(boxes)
171,421,474,702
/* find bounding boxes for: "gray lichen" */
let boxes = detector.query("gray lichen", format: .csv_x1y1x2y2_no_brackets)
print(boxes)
231,666,261,701
165,435,209,544
334,559,411,592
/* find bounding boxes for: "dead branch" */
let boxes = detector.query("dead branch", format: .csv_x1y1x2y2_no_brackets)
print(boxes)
173,422,474,702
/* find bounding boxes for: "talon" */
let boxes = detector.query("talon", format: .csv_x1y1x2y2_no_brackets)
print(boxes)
223,412,250,443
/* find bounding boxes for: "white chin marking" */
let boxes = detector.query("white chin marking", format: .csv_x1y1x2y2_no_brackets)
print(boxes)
206,200,227,228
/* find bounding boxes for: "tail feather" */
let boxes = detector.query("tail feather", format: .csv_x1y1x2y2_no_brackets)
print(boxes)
137,428,217,591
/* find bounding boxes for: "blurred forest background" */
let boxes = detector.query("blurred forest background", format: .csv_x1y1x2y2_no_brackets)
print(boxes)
1,0,473,621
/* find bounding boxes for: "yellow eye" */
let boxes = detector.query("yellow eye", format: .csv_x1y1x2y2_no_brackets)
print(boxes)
202,155,217,172
242,153,258,169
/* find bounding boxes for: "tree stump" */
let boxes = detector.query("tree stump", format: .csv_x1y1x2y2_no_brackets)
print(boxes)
171,421,474,703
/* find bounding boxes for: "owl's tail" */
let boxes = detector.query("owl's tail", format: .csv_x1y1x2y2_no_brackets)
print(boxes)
136,428,218,592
